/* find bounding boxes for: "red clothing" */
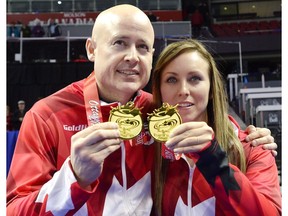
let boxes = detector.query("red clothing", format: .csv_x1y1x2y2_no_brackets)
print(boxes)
161,116,281,215
191,10,204,26
7,112,13,130
7,72,155,215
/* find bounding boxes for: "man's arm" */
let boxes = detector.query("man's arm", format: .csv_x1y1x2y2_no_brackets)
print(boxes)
6,111,92,215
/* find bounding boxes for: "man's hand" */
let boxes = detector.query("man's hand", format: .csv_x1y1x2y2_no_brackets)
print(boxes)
245,125,277,157
70,122,122,189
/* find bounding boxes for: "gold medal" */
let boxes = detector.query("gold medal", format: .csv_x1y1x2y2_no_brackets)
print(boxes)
147,103,182,142
109,102,143,140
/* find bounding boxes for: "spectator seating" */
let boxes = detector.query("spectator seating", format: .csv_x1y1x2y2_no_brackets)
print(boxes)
238,86,281,121
244,92,281,125
211,20,281,37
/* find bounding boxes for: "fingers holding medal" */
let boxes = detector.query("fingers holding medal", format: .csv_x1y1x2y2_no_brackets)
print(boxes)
147,103,182,142
109,102,182,142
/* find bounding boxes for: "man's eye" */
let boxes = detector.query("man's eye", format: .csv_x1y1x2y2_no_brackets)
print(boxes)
114,40,125,46
138,44,149,51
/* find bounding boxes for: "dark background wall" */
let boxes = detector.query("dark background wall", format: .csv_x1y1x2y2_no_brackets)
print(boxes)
7,62,93,111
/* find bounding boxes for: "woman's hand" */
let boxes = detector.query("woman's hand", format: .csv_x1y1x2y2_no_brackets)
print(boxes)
165,122,214,154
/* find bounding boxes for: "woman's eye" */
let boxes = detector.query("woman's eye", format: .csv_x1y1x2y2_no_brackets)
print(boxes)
166,77,177,83
189,76,201,82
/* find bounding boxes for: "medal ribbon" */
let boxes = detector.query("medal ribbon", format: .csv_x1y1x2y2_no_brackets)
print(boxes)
84,72,103,126
161,143,182,160
83,73,153,146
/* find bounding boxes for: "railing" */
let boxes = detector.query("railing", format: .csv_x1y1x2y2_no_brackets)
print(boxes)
7,0,182,13
7,21,190,38
7,21,191,63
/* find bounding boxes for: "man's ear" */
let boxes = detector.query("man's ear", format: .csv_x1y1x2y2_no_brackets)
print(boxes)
86,38,95,61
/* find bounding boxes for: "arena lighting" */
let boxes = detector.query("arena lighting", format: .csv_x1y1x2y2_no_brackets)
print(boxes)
57,1,62,5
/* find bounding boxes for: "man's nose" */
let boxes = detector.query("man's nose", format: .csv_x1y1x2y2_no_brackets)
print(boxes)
124,46,139,64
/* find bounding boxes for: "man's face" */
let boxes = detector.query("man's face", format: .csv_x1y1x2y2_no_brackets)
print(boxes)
89,12,154,103
18,103,25,111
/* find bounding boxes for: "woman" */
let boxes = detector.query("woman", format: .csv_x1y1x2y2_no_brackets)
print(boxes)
151,39,281,215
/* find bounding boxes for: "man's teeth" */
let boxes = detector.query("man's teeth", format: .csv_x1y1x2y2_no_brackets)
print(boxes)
118,70,137,75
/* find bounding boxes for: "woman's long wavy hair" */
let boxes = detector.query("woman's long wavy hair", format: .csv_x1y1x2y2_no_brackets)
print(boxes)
151,39,246,216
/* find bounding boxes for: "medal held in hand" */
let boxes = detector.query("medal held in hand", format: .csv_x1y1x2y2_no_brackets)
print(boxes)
109,102,143,140
147,103,182,142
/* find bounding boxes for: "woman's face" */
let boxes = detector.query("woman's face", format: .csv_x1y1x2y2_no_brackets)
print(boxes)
160,51,210,123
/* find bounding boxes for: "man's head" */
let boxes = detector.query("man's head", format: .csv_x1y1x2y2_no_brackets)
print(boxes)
17,100,25,111
86,4,155,104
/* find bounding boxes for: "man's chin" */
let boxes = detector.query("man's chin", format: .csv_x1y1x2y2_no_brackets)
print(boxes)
118,83,143,93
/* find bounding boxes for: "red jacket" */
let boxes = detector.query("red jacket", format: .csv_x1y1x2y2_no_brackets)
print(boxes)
7,72,155,215
160,116,281,215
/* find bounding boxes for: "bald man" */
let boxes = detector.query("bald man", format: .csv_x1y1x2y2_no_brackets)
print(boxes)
6,4,278,216
7,5,155,215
